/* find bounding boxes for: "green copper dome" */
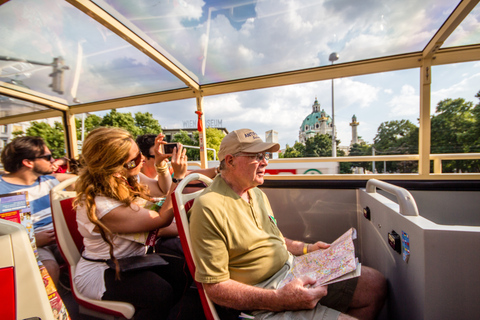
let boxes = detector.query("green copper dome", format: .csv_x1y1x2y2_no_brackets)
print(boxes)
300,98,331,132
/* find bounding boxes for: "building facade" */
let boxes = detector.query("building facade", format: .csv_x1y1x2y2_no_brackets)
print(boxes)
299,98,362,155
299,98,336,144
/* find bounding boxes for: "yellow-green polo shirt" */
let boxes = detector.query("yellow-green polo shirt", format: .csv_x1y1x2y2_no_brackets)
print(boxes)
189,175,289,285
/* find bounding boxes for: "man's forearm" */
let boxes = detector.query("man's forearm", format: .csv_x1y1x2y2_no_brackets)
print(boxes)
284,237,307,256
204,277,327,312
204,279,280,311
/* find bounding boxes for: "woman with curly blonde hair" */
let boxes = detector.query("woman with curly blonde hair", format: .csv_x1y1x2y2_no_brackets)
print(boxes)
73,127,190,319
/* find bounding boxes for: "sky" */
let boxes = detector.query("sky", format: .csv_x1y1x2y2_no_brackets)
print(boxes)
110,61,480,151
1,0,479,151
92,0,480,151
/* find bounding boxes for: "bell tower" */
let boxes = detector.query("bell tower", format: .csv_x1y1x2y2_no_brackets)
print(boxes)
349,114,359,145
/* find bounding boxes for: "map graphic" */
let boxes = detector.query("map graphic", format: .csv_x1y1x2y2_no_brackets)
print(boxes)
279,228,360,288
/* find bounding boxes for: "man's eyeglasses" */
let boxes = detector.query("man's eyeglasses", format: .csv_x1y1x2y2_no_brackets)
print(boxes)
32,154,53,162
124,152,143,169
233,152,270,162
146,154,155,160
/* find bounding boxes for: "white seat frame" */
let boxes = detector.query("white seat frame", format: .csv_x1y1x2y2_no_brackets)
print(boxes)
172,173,220,320
50,176,135,320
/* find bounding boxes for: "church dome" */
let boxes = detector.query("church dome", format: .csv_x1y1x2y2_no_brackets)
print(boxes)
300,98,331,132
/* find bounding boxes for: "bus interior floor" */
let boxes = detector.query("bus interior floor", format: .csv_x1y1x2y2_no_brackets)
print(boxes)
57,272,103,320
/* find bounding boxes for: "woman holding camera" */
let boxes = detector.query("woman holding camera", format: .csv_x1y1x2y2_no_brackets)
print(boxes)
74,127,193,319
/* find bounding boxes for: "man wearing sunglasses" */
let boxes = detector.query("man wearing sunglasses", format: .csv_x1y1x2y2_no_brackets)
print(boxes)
189,129,386,320
0,136,76,288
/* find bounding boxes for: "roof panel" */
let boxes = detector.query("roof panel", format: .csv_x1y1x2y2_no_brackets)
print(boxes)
0,0,187,106
0,94,50,118
443,3,480,48
94,0,461,85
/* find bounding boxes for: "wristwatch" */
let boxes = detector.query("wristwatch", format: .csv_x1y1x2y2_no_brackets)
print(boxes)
172,177,183,183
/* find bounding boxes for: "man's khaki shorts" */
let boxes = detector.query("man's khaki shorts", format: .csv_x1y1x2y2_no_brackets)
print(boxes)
251,254,358,320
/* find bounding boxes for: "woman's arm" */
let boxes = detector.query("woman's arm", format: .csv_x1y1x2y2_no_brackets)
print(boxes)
99,204,174,234
140,133,172,197
101,144,188,234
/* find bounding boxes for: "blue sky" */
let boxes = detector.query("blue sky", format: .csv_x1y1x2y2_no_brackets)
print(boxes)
111,60,480,150
95,0,480,150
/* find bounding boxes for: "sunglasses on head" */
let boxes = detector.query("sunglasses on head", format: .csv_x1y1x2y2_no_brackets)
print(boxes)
124,152,142,169
32,154,53,161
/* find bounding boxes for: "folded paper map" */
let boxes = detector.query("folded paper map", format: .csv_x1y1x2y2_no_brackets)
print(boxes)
279,228,361,288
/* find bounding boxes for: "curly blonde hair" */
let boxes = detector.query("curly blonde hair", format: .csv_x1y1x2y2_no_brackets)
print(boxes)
74,127,151,275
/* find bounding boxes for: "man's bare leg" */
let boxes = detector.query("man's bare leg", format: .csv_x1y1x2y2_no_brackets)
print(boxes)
346,266,387,320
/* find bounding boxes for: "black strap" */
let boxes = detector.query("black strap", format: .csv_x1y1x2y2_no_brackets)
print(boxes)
81,255,108,263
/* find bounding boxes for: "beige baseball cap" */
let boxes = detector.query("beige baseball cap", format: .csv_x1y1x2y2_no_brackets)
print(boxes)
218,128,280,161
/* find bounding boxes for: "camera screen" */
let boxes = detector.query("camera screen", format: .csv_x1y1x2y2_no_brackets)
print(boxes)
164,143,179,154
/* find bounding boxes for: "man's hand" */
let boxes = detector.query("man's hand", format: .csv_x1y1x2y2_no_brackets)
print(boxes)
35,229,56,247
308,241,330,252
273,276,328,311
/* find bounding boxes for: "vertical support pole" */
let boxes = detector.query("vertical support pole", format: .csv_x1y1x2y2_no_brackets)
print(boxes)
196,93,208,169
62,110,78,160
419,58,432,176
372,147,376,173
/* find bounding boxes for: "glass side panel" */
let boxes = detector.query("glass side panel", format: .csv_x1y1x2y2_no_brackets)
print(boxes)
0,0,187,106
431,61,480,172
0,94,49,118
96,0,460,85
443,3,480,48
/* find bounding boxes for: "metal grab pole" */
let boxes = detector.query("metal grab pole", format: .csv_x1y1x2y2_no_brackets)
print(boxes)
329,52,339,158
331,77,336,157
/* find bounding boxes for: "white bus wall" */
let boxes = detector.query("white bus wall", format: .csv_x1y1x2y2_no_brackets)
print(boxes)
262,183,480,320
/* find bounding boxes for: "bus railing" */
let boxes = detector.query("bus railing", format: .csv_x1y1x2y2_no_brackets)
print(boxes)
186,153,480,179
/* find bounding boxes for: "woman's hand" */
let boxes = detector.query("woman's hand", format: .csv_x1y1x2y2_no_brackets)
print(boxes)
170,144,188,179
153,133,170,166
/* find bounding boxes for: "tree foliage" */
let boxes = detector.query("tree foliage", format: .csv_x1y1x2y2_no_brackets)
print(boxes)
280,134,343,159
134,112,163,135
430,95,480,172
12,110,164,159
99,109,141,137
172,128,224,161
24,121,66,159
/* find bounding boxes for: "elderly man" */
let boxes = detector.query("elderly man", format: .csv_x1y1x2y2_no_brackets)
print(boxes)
190,129,386,320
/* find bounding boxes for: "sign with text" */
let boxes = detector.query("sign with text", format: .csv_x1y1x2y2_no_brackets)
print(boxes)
183,119,223,128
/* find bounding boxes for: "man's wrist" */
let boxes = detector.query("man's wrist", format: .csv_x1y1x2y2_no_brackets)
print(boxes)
303,243,309,255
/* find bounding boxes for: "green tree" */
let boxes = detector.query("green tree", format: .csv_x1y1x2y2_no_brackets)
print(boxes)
373,120,418,173
282,135,343,159
75,114,103,140
281,142,305,158
100,109,140,137
304,134,342,157
171,130,195,158
343,142,372,173
431,95,480,172
24,121,66,158
134,112,162,135
193,128,224,161
173,128,225,161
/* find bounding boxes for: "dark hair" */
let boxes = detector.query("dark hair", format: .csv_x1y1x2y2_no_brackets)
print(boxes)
135,134,157,157
1,136,46,173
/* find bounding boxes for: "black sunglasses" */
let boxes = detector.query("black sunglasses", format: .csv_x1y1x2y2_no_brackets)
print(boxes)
32,154,53,161
124,152,143,170
146,154,155,160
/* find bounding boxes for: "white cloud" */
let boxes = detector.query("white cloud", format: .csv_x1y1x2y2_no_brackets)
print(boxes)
388,85,418,117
